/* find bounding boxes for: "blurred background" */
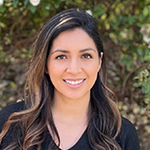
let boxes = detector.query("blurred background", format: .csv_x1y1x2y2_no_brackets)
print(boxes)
0,0,150,149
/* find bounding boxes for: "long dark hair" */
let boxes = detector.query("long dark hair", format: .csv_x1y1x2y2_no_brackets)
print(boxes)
0,8,121,150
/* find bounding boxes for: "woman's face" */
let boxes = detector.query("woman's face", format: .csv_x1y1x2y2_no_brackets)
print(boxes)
47,28,102,101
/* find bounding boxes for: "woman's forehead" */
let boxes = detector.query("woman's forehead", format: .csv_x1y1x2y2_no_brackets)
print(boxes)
50,28,97,53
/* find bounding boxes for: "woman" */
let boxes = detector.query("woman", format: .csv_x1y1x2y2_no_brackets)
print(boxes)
0,8,140,150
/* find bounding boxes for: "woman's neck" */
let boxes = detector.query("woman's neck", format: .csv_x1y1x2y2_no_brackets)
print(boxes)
49,91,90,149
51,91,90,122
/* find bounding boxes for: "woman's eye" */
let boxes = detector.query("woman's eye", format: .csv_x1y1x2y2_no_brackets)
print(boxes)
55,55,67,60
81,53,92,59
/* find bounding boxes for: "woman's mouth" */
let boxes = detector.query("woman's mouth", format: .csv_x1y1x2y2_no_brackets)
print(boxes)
63,79,85,87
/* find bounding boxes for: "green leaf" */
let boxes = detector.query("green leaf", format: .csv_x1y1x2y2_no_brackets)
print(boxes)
21,54,27,58
0,6,6,13
13,0,19,7
133,82,139,87
137,48,142,55
28,5,37,13
0,22,6,28
143,6,149,16
52,0,62,9
10,82,17,89
128,15,136,25
24,0,29,6
93,5,105,17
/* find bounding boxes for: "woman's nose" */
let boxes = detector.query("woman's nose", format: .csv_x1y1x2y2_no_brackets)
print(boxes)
66,58,82,74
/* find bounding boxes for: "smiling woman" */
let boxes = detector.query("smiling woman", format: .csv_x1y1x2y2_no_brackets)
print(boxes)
47,28,101,101
0,8,140,150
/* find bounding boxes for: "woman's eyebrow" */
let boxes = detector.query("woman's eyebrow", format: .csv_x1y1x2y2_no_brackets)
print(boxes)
51,49,69,54
79,48,96,53
51,48,96,55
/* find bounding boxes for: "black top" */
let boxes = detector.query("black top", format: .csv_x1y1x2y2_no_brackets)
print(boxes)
0,101,140,150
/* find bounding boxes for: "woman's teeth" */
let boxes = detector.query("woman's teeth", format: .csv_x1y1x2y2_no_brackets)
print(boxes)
65,79,84,85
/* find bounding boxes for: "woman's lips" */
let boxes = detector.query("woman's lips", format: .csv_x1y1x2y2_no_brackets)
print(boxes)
63,79,85,87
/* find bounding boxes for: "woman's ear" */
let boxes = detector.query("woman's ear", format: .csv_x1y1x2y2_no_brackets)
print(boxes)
100,52,103,60
98,52,103,71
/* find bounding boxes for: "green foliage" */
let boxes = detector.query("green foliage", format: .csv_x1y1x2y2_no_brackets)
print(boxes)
134,65,150,106
0,0,150,149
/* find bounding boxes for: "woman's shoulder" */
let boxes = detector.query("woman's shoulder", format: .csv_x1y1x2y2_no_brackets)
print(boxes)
0,100,25,115
0,100,25,131
121,116,137,132
116,116,140,150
